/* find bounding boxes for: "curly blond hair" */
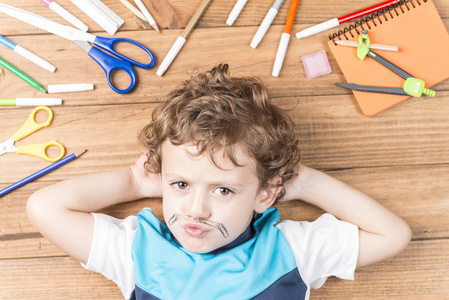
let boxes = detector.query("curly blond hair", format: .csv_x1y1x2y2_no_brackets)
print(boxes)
139,64,300,203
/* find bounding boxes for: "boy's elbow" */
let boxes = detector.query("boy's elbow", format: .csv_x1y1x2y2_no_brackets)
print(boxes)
390,218,413,255
401,221,413,248
358,218,412,268
26,190,50,229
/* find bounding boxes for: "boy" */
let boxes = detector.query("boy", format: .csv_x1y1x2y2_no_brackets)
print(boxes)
27,64,411,299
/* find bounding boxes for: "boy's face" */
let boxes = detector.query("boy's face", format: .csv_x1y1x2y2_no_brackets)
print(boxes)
160,140,274,254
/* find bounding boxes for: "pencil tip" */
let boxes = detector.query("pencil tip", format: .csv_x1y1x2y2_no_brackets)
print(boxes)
152,24,160,33
76,149,88,157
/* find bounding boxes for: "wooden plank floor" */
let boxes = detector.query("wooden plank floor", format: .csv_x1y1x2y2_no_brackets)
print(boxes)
1,0,448,298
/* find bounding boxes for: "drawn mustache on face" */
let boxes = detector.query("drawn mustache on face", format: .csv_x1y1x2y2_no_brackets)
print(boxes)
168,213,229,238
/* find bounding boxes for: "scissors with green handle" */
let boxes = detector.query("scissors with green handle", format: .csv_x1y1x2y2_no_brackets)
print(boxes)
0,106,65,162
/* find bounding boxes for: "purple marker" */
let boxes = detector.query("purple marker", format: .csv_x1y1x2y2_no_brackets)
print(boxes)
40,0,88,32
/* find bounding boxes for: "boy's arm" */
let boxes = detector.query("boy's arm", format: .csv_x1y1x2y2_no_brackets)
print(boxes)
282,164,412,268
26,154,161,264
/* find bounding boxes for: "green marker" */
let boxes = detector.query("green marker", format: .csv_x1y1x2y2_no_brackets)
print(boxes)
0,98,62,106
0,56,47,93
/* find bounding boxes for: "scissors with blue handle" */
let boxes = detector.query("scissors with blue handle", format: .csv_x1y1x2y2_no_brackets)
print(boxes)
0,106,65,162
0,4,155,94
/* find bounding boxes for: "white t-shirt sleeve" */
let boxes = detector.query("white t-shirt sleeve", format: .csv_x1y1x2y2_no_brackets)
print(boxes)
81,213,137,299
277,213,359,290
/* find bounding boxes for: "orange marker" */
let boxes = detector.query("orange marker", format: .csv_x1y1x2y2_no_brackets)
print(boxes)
272,0,300,77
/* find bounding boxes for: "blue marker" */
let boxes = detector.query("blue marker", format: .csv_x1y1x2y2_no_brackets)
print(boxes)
0,35,56,72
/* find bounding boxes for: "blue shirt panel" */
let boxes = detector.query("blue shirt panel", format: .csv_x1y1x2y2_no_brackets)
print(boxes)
131,208,307,299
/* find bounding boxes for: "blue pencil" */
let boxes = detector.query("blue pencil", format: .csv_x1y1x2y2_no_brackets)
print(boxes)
0,150,86,197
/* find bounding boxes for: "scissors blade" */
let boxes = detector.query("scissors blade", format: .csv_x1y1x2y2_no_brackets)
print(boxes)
0,4,95,43
0,139,16,156
0,142,8,156
73,40,92,53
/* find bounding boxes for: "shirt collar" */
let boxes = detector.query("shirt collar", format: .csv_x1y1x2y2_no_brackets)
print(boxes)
171,218,255,255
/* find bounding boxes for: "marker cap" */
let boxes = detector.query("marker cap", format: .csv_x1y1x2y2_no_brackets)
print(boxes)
14,45,56,72
156,36,186,76
48,83,94,93
272,33,291,77
226,0,248,26
250,7,278,48
296,18,340,39
16,98,62,106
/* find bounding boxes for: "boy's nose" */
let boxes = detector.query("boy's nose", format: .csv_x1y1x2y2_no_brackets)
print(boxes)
186,189,210,219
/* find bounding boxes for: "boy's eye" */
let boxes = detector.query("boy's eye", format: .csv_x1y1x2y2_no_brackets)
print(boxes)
174,182,188,189
215,187,232,196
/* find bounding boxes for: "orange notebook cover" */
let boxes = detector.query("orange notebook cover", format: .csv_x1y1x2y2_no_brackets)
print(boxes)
328,0,449,116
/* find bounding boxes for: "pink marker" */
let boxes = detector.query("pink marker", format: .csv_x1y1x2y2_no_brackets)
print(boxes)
40,0,89,32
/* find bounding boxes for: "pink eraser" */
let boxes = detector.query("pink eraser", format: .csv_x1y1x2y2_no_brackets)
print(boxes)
301,50,332,79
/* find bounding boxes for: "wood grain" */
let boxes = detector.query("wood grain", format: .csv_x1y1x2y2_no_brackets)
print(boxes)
1,239,447,299
0,0,448,298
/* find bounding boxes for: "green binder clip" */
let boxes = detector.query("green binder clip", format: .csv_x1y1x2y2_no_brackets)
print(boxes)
357,30,370,60
336,30,436,98
403,77,435,97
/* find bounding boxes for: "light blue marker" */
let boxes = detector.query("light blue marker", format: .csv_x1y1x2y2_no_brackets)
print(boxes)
0,35,56,72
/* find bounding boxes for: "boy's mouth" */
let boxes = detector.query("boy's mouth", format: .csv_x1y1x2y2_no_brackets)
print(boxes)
168,213,229,238
183,223,208,237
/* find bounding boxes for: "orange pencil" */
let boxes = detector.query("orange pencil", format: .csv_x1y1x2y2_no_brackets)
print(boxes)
272,0,300,77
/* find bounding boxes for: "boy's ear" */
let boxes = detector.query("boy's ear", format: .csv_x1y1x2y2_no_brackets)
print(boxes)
254,176,283,214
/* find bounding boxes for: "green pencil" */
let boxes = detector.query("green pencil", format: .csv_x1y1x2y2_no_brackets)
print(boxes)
0,56,47,93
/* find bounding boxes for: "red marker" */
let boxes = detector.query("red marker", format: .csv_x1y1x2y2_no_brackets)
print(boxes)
295,0,400,39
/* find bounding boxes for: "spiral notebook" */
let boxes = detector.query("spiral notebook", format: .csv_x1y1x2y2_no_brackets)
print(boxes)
328,0,449,116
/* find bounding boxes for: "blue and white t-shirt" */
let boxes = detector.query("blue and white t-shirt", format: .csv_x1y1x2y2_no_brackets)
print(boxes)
83,208,358,299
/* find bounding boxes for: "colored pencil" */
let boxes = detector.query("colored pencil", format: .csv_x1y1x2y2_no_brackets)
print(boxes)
133,0,160,32
0,150,87,197
335,40,398,52
296,0,400,39
117,0,146,21
272,0,300,77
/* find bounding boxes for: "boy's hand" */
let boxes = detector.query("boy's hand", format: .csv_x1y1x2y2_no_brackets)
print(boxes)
130,154,162,199
26,154,162,264
280,163,309,202
281,164,411,268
